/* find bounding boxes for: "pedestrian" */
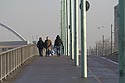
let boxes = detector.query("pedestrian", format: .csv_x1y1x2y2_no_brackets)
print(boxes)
44,36,52,56
37,37,44,56
54,35,63,56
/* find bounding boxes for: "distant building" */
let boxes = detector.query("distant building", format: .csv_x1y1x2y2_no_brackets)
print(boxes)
114,4,119,52
0,41,27,53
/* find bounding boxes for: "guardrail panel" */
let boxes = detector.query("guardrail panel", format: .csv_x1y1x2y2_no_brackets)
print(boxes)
0,44,38,82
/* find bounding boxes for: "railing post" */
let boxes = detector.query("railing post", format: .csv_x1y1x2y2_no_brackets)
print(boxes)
0,55,2,82
13,51,16,70
5,54,7,79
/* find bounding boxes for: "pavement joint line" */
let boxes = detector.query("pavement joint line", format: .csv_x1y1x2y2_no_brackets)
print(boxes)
100,57,118,65
88,68,102,83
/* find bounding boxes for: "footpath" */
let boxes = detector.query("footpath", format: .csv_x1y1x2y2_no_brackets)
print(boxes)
3,56,118,83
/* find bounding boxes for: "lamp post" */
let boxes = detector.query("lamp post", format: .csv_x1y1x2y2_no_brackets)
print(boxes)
102,35,104,56
111,24,113,56
97,26,105,56
96,43,98,56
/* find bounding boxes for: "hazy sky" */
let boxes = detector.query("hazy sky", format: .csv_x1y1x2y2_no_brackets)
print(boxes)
0,0,118,48
86,0,118,48
0,0,60,43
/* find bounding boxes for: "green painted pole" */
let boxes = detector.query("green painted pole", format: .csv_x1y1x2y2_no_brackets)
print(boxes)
66,0,69,56
71,0,74,59
61,0,65,55
67,0,70,56
62,0,65,53
62,0,66,55
64,0,67,55
61,1,63,40
119,0,125,83
81,0,87,78
63,0,66,55
69,0,72,59
74,0,79,66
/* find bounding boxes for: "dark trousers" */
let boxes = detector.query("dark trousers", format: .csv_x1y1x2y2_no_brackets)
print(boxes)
38,48,43,56
46,48,50,56
56,46,61,56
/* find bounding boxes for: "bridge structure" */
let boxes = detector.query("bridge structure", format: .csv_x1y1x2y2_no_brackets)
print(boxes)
0,0,125,83
0,23,27,52
0,23,25,41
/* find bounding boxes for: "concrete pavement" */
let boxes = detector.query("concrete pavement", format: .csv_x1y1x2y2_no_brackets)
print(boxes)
2,55,118,83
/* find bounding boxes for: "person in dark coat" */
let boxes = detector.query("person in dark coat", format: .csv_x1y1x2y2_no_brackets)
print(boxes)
54,35,63,56
37,37,44,56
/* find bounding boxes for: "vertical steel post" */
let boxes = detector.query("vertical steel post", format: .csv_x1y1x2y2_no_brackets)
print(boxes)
62,0,64,54
72,0,75,59
66,0,69,56
81,0,87,78
65,0,67,56
119,0,125,83
69,0,72,59
61,1,63,40
96,43,98,56
63,0,67,55
68,0,70,56
64,0,66,55
102,35,104,56
111,24,113,55
74,0,79,66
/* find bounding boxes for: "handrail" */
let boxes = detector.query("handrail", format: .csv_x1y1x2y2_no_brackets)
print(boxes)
0,44,38,82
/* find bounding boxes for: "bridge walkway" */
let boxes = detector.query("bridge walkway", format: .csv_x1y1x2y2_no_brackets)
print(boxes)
2,55,118,83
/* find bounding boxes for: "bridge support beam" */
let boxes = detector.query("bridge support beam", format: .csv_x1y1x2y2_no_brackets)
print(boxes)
119,0,125,83
80,0,87,78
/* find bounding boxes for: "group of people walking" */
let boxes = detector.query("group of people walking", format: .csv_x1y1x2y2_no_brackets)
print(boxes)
37,35,63,57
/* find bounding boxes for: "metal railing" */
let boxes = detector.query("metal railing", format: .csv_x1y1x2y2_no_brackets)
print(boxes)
0,44,38,82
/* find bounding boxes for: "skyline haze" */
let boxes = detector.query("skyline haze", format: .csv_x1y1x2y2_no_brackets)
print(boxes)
0,0,118,48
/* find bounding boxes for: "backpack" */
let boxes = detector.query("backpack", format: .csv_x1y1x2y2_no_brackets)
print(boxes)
55,39,62,46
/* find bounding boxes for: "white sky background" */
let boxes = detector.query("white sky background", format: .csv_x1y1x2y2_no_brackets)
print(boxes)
0,0,60,43
0,0,118,48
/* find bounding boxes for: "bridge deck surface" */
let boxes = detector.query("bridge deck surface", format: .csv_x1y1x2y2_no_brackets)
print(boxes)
2,55,118,83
